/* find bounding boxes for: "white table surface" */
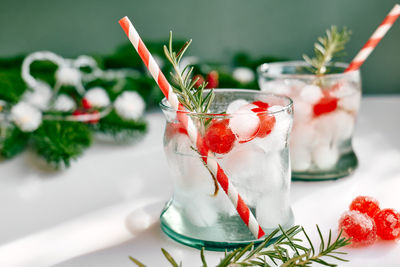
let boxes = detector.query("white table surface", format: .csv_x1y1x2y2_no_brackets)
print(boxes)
0,96,399,267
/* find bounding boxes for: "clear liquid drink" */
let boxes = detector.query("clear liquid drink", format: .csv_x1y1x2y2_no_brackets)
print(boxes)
258,62,361,180
160,89,294,250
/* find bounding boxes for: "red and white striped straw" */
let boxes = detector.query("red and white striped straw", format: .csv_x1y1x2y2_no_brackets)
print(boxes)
119,16,265,239
345,4,400,72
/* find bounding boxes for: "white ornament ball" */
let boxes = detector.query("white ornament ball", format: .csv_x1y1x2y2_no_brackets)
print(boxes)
23,82,52,110
299,85,323,104
55,67,81,86
53,94,76,112
84,87,110,108
11,102,42,132
114,91,145,121
312,144,339,170
232,67,255,84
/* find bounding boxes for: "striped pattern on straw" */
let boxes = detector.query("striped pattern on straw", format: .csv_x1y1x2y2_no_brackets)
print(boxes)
346,4,400,72
119,16,265,239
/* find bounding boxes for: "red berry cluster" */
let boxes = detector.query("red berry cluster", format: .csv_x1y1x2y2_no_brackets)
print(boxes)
193,70,219,89
72,98,100,124
339,196,400,246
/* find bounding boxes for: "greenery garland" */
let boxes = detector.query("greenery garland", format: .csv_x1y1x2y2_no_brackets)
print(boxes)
0,41,284,168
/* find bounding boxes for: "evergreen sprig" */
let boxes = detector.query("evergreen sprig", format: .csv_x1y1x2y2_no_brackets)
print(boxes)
0,125,30,158
129,225,351,267
32,120,92,168
303,26,351,75
91,110,147,143
163,32,215,114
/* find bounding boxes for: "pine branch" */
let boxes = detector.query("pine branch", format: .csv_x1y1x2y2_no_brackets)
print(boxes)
32,120,92,168
163,32,214,114
91,110,147,143
303,26,351,75
0,125,30,159
129,225,351,267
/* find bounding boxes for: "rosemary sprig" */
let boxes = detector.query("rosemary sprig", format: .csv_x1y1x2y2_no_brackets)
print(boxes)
303,26,351,75
163,32,215,114
129,225,351,266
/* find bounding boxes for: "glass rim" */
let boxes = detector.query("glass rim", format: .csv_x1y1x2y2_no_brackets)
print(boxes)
159,88,293,117
257,61,360,79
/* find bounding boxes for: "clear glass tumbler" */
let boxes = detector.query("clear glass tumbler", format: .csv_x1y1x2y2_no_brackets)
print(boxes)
257,61,361,180
160,89,294,251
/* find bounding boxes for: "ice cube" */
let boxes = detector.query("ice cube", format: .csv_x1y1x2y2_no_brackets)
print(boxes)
259,80,291,95
257,106,292,153
312,143,339,169
226,99,249,114
182,194,219,227
332,83,361,112
260,152,283,190
332,110,355,142
166,134,216,196
290,122,318,149
299,85,323,104
290,146,312,171
338,92,361,112
293,100,312,122
222,143,268,206
213,189,237,216
256,191,291,229
229,108,260,142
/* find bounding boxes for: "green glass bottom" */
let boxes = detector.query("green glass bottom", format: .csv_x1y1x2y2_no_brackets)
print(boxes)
160,200,294,251
292,150,358,181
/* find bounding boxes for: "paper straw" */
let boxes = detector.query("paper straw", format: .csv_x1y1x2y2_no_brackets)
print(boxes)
345,4,400,72
119,16,265,239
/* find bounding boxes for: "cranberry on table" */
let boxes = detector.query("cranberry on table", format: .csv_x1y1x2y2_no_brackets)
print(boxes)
349,196,381,218
338,210,377,246
374,208,400,240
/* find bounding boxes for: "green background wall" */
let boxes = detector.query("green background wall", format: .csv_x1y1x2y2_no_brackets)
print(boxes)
1,0,399,94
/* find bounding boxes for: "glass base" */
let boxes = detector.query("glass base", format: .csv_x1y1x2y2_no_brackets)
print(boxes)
160,200,294,251
292,151,358,181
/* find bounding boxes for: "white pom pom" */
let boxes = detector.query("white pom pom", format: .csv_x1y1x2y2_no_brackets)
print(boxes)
312,144,339,170
11,102,42,132
290,146,312,171
53,94,76,112
232,67,255,84
229,106,260,142
84,87,110,108
226,99,248,114
114,91,145,120
178,56,198,71
55,67,81,86
23,82,52,110
299,85,323,104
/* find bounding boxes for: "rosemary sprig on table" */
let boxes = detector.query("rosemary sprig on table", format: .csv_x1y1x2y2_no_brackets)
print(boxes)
303,26,351,75
129,225,351,266
163,32,215,114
